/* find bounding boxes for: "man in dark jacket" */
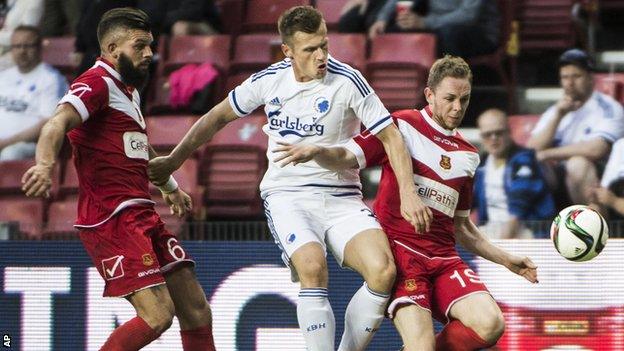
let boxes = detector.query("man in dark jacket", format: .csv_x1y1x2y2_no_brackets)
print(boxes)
474,109,555,238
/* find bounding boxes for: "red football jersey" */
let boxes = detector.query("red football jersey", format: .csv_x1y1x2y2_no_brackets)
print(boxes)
60,58,153,227
346,107,480,257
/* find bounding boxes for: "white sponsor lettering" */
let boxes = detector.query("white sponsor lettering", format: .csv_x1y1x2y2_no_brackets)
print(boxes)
123,132,149,160
413,175,459,217
138,268,161,278
433,135,459,148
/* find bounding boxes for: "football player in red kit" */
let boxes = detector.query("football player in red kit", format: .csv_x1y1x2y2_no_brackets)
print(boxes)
22,8,216,351
272,55,539,351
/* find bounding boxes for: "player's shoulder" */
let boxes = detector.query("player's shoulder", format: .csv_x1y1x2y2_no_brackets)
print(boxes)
325,56,370,92
69,66,108,91
453,131,479,153
249,59,292,84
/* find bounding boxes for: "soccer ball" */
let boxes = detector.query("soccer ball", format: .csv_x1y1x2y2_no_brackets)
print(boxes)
550,205,608,262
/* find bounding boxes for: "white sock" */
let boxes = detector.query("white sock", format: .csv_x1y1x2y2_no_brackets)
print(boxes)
338,282,390,351
297,288,336,351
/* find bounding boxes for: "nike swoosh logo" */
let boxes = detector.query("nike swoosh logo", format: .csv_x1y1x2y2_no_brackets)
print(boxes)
105,256,124,277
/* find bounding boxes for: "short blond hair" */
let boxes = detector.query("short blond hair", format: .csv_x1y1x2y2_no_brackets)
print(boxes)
427,55,472,90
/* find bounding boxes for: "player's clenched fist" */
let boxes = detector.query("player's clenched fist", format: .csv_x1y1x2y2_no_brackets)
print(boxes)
148,156,177,185
21,164,53,198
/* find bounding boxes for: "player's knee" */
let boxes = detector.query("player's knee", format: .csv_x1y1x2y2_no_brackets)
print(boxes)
364,255,396,291
146,304,175,334
476,309,505,344
296,260,328,286
566,156,593,181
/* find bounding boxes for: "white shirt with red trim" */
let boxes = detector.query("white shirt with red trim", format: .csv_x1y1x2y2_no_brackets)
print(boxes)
345,107,480,257
59,58,153,228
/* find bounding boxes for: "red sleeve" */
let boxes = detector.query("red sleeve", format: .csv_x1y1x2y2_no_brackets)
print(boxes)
59,73,108,121
456,177,474,217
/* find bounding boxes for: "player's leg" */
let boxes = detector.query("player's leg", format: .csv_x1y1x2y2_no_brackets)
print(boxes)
432,260,503,351
326,198,395,351
338,228,395,351
265,193,335,351
150,217,215,351
99,285,176,351
164,266,215,351
393,305,435,351
436,293,504,351
565,156,599,204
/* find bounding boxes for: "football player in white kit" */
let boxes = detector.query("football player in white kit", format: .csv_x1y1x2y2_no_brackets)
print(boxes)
149,5,432,351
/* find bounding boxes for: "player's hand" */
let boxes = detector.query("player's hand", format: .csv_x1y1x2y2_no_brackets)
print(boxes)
162,188,193,217
505,255,538,284
272,141,321,167
400,190,432,234
21,164,53,198
148,155,178,185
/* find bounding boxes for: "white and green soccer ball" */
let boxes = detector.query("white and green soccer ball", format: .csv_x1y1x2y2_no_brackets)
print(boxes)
550,205,609,262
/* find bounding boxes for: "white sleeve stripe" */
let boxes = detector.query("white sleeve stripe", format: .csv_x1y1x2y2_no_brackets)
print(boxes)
344,139,367,169
59,94,89,121
367,115,392,135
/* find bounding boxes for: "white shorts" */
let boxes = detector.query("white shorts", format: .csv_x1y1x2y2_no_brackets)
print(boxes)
263,191,382,269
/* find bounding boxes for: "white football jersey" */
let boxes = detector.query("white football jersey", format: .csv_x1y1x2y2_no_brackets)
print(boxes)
532,91,624,150
0,63,67,139
228,56,392,197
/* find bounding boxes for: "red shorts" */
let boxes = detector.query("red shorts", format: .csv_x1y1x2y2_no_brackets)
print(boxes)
79,205,194,297
388,240,490,323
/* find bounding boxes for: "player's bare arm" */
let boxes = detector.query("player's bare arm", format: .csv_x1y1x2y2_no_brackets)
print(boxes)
376,123,433,233
21,103,82,197
272,141,359,169
148,145,192,217
148,98,238,183
536,138,610,162
454,216,539,284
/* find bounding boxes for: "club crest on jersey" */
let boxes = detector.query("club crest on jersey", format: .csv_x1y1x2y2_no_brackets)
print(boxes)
439,155,452,170
286,233,296,244
405,279,417,291
142,253,154,266
313,96,330,116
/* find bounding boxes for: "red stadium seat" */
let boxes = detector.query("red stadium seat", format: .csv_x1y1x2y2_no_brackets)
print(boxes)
243,0,311,33
200,113,268,218
231,33,283,74
164,35,231,74
316,0,349,30
367,33,436,111
518,0,577,51
508,114,540,146
327,33,366,71
42,36,76,81
43,199,78,237
0,197,44,238
594,73,624,104
0,160,35,194
146,115,201,153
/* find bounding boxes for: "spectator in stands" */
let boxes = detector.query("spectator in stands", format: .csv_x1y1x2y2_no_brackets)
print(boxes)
591,138,624,218
474,109,556,239
41,0,82,36
0,0,45,70
368,0,499,58
337,0,390,35
527,49,624,205
139,0,223,39
0,25,67,161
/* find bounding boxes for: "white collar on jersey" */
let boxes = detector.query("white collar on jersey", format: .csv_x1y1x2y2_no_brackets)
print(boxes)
420,107,457,137
94,60,123,82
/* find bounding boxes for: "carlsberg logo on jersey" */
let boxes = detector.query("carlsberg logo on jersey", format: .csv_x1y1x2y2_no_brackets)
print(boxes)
268,111,325,137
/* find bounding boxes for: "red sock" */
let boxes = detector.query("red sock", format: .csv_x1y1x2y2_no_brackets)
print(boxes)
435,320,493,351
100,317,161,351
181,325,216,351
